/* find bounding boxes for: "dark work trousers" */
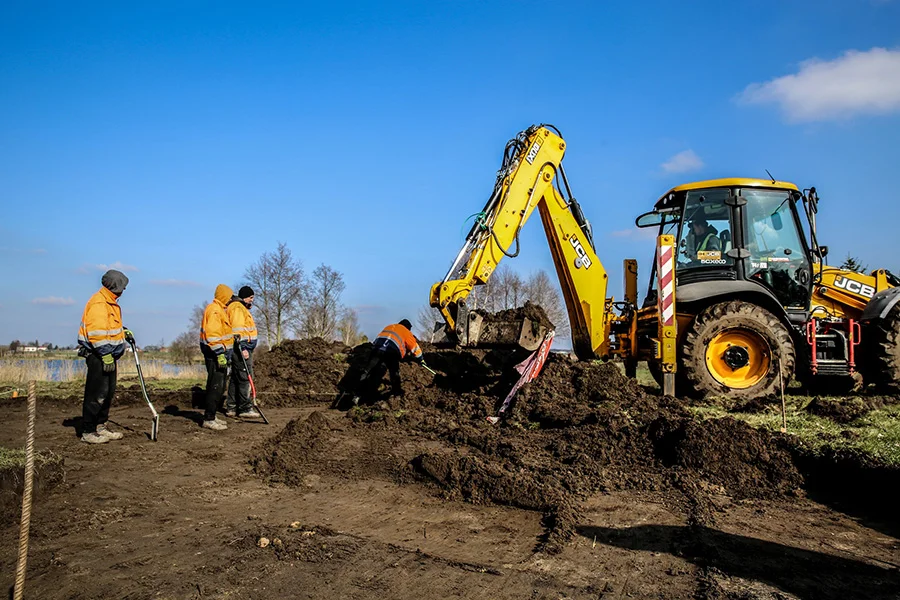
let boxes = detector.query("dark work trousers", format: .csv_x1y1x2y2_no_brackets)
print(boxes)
358,344,402,397
227,350,253,413
204,356,227,422
82,353,116,435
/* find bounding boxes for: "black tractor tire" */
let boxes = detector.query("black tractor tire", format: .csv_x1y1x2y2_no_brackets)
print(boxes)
867,304,900,394
681,300,795,400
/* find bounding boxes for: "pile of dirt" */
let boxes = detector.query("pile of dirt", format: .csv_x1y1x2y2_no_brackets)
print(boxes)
475,301,556,331
0,451,65,527
804,396,876,424
253,352,805,554
253,338,352,405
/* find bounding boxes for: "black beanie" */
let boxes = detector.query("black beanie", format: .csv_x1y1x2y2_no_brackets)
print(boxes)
399,319,412,330
238,286,254,299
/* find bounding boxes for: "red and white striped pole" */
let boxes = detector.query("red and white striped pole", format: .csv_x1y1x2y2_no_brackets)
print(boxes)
656,235,677,396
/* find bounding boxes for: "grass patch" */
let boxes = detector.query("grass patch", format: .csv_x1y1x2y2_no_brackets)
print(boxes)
0,446,62,470
0,378,202,401
690,395,900,466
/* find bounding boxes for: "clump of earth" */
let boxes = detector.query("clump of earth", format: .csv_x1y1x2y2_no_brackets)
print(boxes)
252,341,804,553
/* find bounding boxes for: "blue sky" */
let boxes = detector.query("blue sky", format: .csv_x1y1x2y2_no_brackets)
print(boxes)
2,0,899,346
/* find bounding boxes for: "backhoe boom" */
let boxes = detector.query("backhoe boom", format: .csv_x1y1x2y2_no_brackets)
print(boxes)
430,125,616,359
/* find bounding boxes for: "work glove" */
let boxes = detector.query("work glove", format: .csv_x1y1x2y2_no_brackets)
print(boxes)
216,353,228,370
101,354,116,373
124,328,135,344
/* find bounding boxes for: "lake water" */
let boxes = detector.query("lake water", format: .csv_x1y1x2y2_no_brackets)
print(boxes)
1,358,205,381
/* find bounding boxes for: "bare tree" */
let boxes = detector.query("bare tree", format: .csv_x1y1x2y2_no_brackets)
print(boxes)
244,242,305,348
169,330,200,365
298,264,346,340
189,304,205,335
475,264,524,311
416,305,444,341
337,307,364,346
524,269,570,336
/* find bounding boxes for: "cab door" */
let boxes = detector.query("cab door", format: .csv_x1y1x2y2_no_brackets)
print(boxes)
741,189,813,309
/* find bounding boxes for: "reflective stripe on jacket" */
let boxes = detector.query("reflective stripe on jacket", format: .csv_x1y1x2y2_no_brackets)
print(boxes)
77,287,125,358
227,299,258,351
200,284,234,356
374,323,422,360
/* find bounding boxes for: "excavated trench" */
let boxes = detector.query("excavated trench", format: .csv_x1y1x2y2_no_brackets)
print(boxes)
250,309,900,552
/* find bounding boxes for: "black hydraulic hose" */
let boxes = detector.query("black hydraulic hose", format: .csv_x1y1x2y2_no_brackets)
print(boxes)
491,227,520,258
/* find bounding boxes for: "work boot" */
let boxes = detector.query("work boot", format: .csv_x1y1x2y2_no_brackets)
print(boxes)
225,408,237,418
239,408,261,419
202,419,228,431
97,423,124,440
81,431,110,444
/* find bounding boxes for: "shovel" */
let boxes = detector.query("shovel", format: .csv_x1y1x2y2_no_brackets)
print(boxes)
234,335,269,424
126,334,159,441
420,361,437,376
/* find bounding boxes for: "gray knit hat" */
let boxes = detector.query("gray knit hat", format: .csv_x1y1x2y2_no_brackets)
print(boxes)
101,269,129,295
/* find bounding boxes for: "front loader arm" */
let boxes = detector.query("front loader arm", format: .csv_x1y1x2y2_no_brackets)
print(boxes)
429,125,612,359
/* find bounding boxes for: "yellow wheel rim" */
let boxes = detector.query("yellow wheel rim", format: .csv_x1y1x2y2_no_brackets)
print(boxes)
705,329,771,390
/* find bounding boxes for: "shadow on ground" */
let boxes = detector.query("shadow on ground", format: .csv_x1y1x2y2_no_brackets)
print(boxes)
579,524,900,600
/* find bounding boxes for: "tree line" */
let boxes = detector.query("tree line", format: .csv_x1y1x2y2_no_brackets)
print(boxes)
417,264,570,341
168,242,363,364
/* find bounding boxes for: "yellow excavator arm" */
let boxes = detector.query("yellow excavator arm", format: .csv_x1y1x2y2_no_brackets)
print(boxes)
430,125,614,359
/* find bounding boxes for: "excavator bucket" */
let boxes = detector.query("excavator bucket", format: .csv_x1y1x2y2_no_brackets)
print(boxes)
432,314,548,352
466,313,547,351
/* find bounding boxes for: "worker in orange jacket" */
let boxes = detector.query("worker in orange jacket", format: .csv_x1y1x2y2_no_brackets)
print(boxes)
225,286,260,418
77,269,130,444
336,319,423,409
199,284,233,431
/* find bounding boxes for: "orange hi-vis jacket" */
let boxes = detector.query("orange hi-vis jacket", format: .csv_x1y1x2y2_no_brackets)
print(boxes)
374,323,423,359
200,284,234,357
77,287,125,359
227,300,258,351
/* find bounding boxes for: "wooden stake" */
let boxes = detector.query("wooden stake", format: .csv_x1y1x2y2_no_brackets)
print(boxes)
778,361,787,433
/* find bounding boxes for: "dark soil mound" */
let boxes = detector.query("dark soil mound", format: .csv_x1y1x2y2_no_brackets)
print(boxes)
253,338,352,405
475,301,556,332
253,351,806,554
804,396,874,424
0,451,66,527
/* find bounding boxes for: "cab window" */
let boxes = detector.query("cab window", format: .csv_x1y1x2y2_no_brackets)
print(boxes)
676,190,734,271
743,189,811,308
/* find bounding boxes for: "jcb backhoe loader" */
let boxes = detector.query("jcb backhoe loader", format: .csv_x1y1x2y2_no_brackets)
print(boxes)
430,125,900,399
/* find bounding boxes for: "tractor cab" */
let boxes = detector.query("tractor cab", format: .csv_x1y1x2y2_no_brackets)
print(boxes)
636,178,815,314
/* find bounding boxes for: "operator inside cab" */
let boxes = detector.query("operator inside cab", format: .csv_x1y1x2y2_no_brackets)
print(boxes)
686,216,721,257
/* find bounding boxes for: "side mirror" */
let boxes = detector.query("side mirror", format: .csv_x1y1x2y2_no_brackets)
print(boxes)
636,211,663,228
819,245,829,258
770,211,783,231
636,210,679,228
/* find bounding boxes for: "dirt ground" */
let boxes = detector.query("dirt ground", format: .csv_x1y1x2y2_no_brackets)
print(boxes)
0,341,898,599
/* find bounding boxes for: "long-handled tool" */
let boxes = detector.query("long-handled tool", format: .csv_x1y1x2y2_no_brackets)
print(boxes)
234,335,269,424
420,361,437,376
126,334,159,441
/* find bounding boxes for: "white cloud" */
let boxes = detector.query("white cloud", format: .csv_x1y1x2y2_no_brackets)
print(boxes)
150,279,203,288
96,261,138,272
661,150,704,174
78,261,139,274
737,47,900,122
32,296,75,306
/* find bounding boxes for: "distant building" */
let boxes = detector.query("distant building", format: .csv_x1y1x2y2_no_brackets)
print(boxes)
22,346,48,353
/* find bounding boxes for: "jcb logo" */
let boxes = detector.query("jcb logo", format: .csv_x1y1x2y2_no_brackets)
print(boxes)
834,276,875,299
525,142,541,164
570,235,592,269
